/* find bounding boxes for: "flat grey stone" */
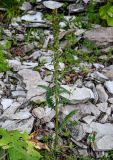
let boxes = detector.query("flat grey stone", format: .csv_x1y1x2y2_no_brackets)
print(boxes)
96,102,108,112
96,84,108,102
20,2,32,11
21,12,44,22
1,99,13,110
32,107,55,123
12,91,26,98
84,27,113,48
104,65,113,80
95,135,113,151
90,122,113,138
1,117,34,133
105,81,113,94
60,85,94,104
83,115,96,124
108,98,113,104
91,71,108,82
43,1,63,9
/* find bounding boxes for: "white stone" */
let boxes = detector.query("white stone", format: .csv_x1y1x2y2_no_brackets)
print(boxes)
32,107,55,123
18,69,48,90
96,84,108,102
11,111,31,120
8,60,21,71
20,2,32,11
108,98,113,104
105,81,113,94
60,85,94,104
90,122,113,138
83,115,96,124
43,1,63,9
91,71,108,82
21,12,43,22
96,102,108,112
1,99,13,110
93,63,104,69
2,117,34,133
95,135,113,151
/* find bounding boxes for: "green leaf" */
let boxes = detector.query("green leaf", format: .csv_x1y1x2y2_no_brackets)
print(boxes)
99,3,111,20
107,6,113,17
59,110,77,130
0,128,41,160
107,16,113,26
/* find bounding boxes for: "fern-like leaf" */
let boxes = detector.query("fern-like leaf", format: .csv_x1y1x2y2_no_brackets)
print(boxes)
59,110,77,130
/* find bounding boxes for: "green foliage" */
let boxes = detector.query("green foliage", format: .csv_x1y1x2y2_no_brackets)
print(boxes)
25,29,45,48
86,0,100,24
59,110,77,130
0,0,24,18
0,128,41,160
99,2,113,26
0,45,9,72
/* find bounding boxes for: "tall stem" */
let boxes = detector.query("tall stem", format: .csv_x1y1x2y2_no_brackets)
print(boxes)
52,9,60,150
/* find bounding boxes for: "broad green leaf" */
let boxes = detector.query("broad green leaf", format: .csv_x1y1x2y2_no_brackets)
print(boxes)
99,3,111,20
0,128,41,160
107,6,113,17
107,16,113,26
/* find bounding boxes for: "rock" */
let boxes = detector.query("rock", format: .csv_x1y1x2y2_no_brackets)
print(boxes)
1,99,13,110
84,27,113,48
68,3,85,14
85,82,98,103
0,73,4,79
46,122,55,129
90,71,108,82
18,69,48,102
2,117,34,133
95,135,113,151
77,103,100,117
83,0,90,3
60,85,94,104
100,114,108,123
15,34,24,41
108,98,113,104
43,1,63,9
10,111,31,120
82,115,96,124
96,102,108,113
32,107,55,123
1,102,21,119
93,63,104,70
22,42,37,53
61,103,100,121
20,2,32,11
71,124,86,141
21,12,44,22
104,65,113,80
90,122,113,138
39,56,52,63
11,91,26,98
29,50,41,60
96,84,108,102
18,69,47,90
8,59,21,71
21,62,38,69
105,81,113,94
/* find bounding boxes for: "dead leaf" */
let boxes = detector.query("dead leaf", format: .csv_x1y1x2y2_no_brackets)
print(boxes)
29,130,49,151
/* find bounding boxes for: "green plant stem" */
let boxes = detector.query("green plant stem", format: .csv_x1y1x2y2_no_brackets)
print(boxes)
52,9,60,151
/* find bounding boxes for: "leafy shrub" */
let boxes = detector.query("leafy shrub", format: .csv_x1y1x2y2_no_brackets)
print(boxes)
0,45,9,72
0,128,41,160
0,0,24,18
99,2,113,26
